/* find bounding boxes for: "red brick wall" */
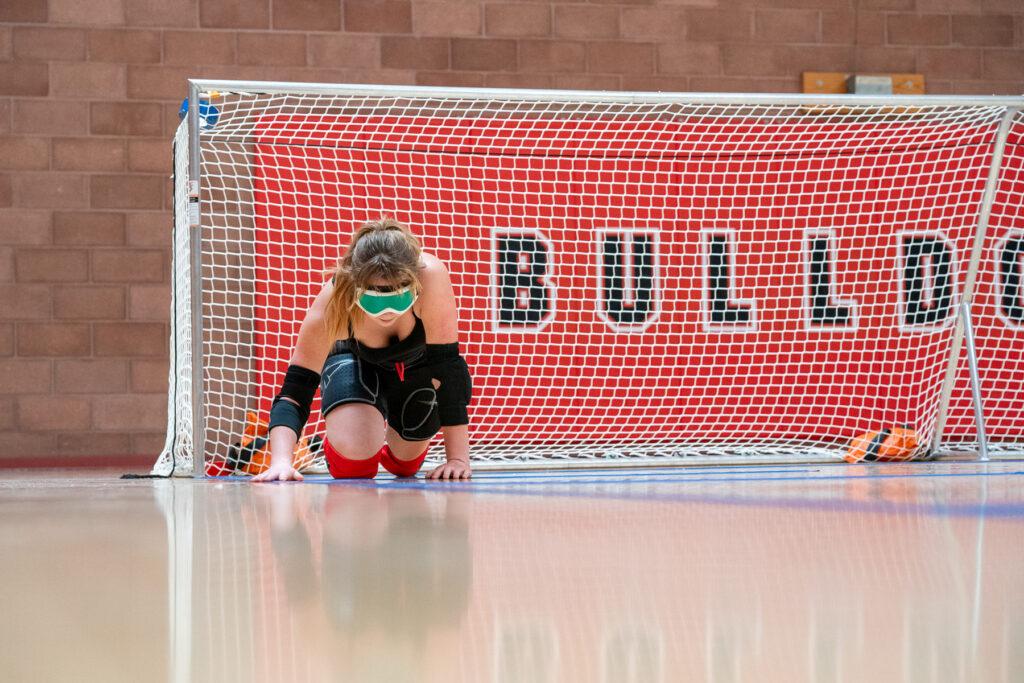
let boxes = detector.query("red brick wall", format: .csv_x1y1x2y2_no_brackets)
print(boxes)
0,0,1022,465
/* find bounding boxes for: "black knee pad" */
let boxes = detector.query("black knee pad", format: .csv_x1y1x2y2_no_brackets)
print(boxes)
388,385,441,442
320,351,385,419
380,367,442,442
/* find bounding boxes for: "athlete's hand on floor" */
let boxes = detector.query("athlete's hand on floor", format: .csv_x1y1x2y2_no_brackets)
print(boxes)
427,458,471,481
252,463,304,482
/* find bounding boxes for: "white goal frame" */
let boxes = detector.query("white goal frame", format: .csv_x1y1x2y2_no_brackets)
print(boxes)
154,79,1024,477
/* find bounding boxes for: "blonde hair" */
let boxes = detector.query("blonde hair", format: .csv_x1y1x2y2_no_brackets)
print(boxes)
324,217,423,340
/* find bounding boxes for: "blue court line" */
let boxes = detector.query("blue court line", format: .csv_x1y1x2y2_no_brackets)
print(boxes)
390,459,1020,484
449,465,831,481
224,463,1023,487
367,467,1024,488
452,468,827,484
380,466,1024,487
255,463,833,486
456,457,1023,479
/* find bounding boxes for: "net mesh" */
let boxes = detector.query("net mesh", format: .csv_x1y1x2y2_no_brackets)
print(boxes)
943,109,1024,450
153,88,1024,477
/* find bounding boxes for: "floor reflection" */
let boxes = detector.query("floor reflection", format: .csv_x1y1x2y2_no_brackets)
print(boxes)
266,486,473,680
185,463,1024,682
0,462,1021,682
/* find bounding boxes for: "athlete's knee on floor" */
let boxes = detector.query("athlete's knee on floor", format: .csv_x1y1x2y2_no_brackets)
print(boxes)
323,438,384,479
379,444,429,478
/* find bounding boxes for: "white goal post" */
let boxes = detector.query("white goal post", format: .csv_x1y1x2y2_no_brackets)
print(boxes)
153,80,1024,477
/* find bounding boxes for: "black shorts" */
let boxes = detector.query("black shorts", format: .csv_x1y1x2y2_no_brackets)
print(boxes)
320,348,441,442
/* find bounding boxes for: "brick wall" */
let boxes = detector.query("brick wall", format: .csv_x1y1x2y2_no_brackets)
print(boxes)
0,0,1022,465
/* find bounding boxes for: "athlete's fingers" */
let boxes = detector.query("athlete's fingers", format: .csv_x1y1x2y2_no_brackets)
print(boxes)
253,467,302,482
426,462,471,481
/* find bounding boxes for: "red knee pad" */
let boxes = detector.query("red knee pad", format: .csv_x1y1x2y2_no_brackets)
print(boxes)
379,445,428,478
324,440,382,479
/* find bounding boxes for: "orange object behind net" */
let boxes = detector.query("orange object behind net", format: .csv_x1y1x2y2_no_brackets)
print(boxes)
206,411,322,477
845,427,921,463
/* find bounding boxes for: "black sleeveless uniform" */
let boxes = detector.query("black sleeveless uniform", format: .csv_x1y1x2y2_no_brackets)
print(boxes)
320,313,441,441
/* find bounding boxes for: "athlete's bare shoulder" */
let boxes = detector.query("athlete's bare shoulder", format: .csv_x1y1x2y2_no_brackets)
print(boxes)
416,252,458,342
308,276,336,319
418,251,451,287
419,251,444,271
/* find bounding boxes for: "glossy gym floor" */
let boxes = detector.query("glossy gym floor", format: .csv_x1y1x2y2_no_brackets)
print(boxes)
1,460,1021,682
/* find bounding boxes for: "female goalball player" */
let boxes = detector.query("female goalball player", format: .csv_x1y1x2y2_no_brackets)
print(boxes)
253,218,473,482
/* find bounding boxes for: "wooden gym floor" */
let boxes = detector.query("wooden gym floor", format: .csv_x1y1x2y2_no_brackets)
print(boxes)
1,460,1022,682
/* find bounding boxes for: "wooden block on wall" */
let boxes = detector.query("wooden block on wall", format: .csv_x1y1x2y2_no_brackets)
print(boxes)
803,72,925,95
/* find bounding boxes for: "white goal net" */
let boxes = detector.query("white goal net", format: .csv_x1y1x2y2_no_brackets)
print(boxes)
154,82,1024,476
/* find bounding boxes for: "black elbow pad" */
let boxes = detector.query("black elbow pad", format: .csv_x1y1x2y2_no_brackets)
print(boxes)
269,397,307,438
268,364,321,436
421,344,472,427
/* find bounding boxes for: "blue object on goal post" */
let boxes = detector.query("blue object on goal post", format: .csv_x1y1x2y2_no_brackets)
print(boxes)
178,97,220,129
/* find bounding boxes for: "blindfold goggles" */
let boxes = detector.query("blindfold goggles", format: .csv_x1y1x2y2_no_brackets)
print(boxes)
356,285,418,317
